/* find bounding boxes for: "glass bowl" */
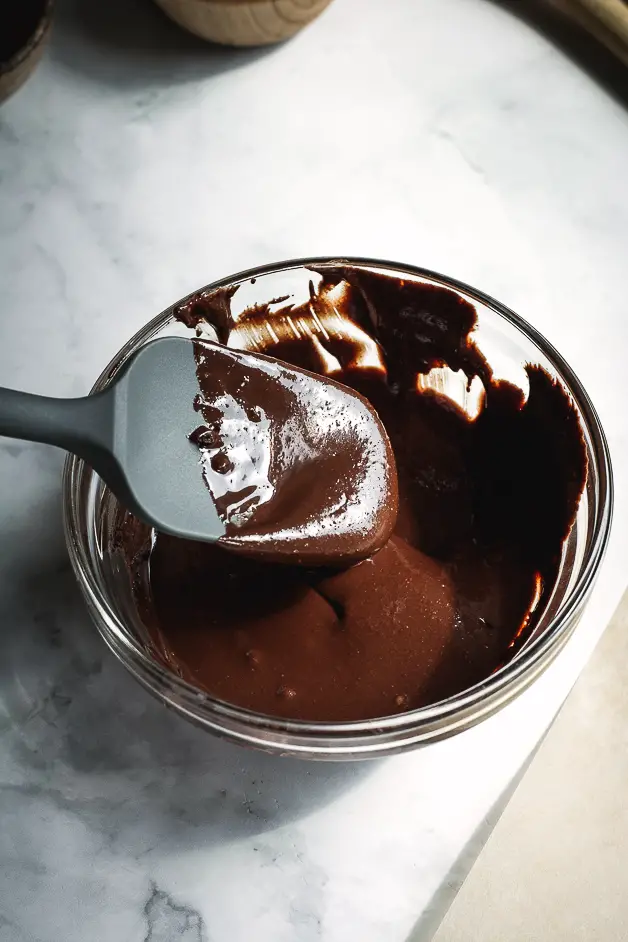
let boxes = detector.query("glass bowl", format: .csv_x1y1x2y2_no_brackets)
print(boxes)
63,257,613,760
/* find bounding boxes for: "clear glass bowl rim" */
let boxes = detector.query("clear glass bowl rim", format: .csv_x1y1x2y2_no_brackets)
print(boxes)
62,256,613,756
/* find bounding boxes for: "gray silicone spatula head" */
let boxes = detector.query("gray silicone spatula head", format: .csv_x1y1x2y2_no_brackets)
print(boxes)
103,336,226,542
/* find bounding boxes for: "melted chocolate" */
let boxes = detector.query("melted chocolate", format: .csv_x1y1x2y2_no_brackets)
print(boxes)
187,340,398,566
114,268,587,722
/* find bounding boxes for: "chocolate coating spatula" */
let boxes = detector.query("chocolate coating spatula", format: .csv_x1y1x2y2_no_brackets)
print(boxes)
0,337,397,564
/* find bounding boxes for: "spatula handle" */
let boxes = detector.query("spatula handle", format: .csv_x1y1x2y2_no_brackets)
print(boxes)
0,386,114,467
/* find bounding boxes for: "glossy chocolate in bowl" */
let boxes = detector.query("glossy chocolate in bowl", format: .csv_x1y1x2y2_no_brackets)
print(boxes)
189,340,398,566
114,267,587,722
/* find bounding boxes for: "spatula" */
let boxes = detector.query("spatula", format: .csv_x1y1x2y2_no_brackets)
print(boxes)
0,337,397,564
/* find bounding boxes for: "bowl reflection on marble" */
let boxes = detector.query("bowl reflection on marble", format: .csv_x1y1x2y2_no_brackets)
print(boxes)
62,258,612,760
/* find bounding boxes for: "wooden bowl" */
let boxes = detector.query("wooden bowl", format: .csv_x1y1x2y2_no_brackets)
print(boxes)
0,0,53,105
152,0,334,47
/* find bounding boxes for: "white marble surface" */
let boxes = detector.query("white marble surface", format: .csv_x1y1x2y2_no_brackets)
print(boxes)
1,0,627,939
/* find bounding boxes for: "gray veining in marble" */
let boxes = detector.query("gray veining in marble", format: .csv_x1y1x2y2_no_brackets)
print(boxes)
1,0,628,939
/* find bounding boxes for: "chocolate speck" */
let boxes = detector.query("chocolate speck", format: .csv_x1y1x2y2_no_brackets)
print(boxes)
245,649,262,668
277,685,297,700
210,453,234,475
